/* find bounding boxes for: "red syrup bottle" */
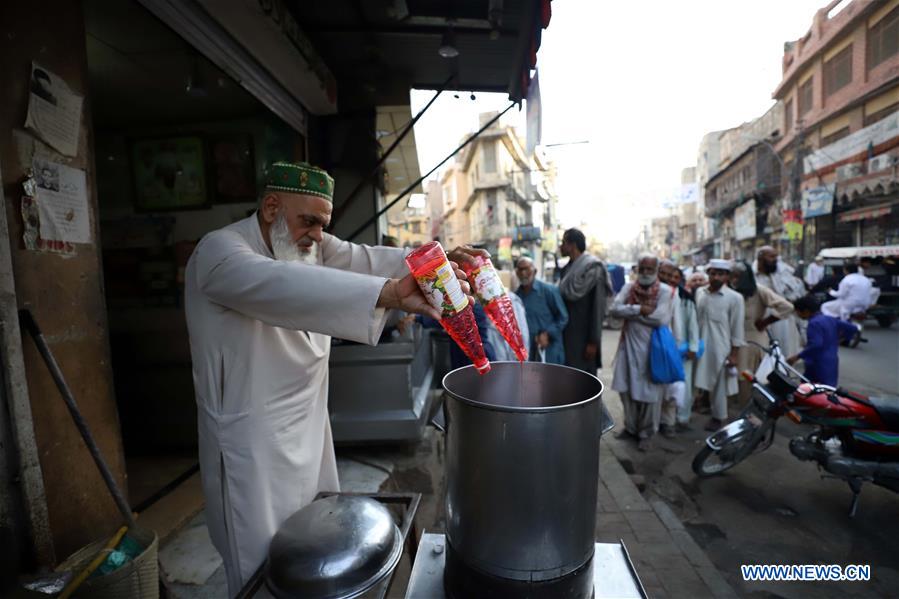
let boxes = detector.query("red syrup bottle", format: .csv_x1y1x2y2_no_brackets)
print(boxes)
461,255,528,362
405,241,490,374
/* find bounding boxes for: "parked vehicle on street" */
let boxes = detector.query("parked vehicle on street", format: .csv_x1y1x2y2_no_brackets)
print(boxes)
693,334,899,516
812,245,899,329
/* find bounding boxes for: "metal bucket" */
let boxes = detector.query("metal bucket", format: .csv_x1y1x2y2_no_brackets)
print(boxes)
440,361,607,583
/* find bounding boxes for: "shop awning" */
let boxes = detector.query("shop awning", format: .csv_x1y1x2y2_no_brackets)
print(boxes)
838,202,895,223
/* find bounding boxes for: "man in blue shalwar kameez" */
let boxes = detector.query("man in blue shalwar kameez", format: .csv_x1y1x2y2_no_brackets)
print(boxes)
514,257,569,364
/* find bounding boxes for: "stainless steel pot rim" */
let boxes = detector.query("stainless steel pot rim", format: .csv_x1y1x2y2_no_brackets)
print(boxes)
442,361,604,414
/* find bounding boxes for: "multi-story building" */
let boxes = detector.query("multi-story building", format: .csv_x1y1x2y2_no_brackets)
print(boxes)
432,112,559,272
694,129,727,258
773,0,899,255
705,142,783,261
385,198,430,247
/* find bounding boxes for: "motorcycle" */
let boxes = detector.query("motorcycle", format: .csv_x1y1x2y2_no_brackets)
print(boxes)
692,335,899,516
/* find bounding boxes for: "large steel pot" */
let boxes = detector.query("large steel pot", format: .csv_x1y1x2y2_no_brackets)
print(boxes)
440,361,606,583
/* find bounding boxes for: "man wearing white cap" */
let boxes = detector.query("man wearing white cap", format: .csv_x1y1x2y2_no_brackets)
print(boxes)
694,259,745,431
185,161,482,595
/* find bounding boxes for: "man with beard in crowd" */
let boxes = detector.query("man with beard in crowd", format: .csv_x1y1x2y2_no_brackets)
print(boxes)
559,228,612,374
609,254,675,451
185,161,481,595
754,246,805,357
515,256,568,364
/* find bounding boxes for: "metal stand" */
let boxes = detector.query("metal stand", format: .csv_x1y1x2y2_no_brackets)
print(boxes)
405,534,647,599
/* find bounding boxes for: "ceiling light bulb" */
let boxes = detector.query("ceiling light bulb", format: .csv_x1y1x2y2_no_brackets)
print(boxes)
438,28,459,59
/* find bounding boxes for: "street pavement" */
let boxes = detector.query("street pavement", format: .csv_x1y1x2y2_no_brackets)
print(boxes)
599,325,899,599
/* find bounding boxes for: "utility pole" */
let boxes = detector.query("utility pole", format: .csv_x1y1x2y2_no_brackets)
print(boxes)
791,121,805,262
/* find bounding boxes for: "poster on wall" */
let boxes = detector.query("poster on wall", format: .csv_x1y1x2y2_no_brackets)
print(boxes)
24,62,84,157
21,158,90,255
209,134,256,203
130,136,209,211
783,209,803,242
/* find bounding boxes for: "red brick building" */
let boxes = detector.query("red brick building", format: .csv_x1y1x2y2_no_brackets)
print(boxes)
773,0,899,254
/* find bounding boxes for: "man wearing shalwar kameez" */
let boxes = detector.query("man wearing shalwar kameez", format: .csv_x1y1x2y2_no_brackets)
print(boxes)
754,246,805,357
610,255,675,452
694,259,745,431
185,161,477,596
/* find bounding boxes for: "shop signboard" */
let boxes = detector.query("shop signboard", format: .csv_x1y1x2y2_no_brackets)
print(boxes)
783,209,803,241
801,184,835,218
804,109,899,172
734,199,756,240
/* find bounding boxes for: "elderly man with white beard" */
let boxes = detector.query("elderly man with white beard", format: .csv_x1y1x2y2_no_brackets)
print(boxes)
609,254,675,452
185,161,481,596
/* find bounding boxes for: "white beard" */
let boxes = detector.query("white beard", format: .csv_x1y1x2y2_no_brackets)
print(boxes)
271,213,318,265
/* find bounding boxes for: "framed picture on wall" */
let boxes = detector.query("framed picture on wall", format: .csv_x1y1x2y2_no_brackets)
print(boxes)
129,136,210,211
209,134,256,203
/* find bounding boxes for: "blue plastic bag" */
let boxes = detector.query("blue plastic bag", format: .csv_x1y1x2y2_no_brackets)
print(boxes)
650,326,685,384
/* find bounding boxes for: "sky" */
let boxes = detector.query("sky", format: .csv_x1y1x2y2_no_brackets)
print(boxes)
410,0,836,243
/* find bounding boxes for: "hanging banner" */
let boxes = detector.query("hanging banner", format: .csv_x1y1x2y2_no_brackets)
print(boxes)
526,70,542,155
734,199,756,240
801,184,835,218
783,209,803,241
498,237,513,262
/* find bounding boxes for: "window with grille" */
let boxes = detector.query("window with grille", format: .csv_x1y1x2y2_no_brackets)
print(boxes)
798,77,814,116
868,4,899,70
824,44,852,97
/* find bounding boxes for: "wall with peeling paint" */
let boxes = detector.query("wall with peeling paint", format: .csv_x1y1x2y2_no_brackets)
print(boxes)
0,0,127,563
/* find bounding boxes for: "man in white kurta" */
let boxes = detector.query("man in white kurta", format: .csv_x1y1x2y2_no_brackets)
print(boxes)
185,162,462,596
694,260,745,431
821,262,873,320
753,247,805,357
610,255,674,451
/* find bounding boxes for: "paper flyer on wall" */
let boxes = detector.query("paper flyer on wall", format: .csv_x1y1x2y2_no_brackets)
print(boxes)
24,62,84,157
32,158,91,251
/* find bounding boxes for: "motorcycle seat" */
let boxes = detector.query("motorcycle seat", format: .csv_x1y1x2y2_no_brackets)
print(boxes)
869,395,899,431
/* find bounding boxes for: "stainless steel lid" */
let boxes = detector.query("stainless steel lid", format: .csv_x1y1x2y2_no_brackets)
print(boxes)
264,495,403,599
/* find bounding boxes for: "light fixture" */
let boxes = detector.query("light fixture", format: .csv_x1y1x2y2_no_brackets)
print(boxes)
438,27,459,59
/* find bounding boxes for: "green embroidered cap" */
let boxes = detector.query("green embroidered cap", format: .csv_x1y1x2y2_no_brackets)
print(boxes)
264,161,335,202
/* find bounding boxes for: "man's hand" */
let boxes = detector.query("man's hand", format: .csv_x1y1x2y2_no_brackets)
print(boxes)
536,331,550,349
726,351,739,367
639,304,654,316
686,350,696,361
447,245,490,268
378,267,472,321
786,354,800,366
754,315,777,332
584,342,598,361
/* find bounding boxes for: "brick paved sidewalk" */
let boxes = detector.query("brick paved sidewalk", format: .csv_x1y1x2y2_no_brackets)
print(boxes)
597,439,737,598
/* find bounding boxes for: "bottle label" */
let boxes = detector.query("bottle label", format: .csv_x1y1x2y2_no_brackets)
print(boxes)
470,263,505,305
417,261,469,316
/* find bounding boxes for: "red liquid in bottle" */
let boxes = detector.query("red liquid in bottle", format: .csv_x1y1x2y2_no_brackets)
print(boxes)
405,242,490,374
462,256,528,362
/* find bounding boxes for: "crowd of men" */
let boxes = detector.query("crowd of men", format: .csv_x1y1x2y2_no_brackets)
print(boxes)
502,231,876,453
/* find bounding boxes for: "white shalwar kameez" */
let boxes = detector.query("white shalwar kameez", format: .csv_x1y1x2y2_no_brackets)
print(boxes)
694,285,745,421
610,282,675,438
753,261,805,357
185,215,407,596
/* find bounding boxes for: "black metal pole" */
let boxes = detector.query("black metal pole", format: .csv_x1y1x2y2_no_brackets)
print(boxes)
329,75,454,229
19,309,137,529
347,101,517,242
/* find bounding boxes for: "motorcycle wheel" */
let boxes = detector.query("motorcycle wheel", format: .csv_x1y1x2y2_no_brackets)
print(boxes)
692,435,760,477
